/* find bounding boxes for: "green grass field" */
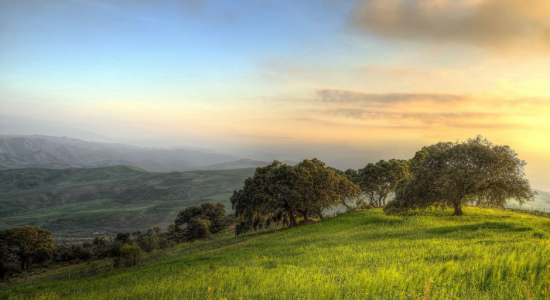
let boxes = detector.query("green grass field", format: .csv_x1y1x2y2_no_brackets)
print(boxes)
3,207,550,299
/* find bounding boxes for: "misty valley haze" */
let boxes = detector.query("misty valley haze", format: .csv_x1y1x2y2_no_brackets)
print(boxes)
0,135,371,173
0,135,240,172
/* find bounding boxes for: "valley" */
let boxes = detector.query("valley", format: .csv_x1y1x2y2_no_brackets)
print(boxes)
0,166,254,239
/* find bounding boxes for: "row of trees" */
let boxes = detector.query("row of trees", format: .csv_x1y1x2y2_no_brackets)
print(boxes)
1,201,231,278
230,159,360,235
230,136,535,231
348,136,534,216
0,225,172,277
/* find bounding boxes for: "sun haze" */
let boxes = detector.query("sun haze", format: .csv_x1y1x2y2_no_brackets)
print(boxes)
1,0,549,189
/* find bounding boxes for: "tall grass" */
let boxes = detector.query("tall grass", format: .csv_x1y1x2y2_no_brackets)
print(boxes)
3,207,550,299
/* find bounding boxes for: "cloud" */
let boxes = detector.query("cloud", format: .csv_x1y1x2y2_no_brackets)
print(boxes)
229,133,294,140
316,89,465,105
351,0,550,50
294,117,426,130
307,88,547,130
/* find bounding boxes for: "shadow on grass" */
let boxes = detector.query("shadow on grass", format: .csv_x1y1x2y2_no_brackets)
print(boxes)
428,222,532,234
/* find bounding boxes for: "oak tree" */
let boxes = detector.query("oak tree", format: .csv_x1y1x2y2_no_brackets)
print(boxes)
384,136,535,216
0,226,54,270
357,159,410,207
231,159,360,235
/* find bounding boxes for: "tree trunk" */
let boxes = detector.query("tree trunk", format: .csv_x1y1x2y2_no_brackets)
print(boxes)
303,213,309,223
289,214,297,227
453,203,464,216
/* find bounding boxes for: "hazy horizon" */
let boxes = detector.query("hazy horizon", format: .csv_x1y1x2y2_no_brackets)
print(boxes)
1,0,549,190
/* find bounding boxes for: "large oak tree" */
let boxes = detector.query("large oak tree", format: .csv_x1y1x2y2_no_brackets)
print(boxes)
230,159,359,235
384,136,535,216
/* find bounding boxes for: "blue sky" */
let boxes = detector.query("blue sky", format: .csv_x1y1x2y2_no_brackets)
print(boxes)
1,0,550,189
2,0,362,101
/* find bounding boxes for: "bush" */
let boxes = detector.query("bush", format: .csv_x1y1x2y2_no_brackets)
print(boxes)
137,234,158,252
383,199,408,215
87,261,111,276
0,261,20,279
55,245,93,262
113,257,123,269
115,233,131,244
187,219,211,240
158,237,172,252
175,202,229,237
119,244,142,267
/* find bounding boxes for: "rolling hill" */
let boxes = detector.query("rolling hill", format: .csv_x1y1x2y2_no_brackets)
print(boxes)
2,207,550,299
1,164,548,239
0,135,240,172
0,166,255,238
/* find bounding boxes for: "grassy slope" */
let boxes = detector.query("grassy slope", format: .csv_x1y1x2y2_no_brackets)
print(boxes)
3,207,550,300
0,166,255,237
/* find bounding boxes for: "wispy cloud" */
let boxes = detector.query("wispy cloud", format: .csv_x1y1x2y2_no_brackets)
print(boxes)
229,133,294,140
302,89,547,130
316,89,465,105
351,0,550,51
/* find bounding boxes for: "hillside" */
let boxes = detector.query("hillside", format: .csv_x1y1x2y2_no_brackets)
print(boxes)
0,135,239,172
3,207,550,299
1,165,548,239
0,166,255,238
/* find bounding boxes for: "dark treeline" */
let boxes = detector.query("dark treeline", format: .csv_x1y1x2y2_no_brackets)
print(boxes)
229,158,413,235
0,201,232,279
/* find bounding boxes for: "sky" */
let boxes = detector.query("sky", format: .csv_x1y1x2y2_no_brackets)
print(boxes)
1,0,550,190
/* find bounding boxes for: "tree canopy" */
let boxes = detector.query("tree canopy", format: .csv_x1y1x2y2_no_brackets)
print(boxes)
384,136,535,216
0,226,54,270
230,159,360,235
175,201,229,240
356,159,410,207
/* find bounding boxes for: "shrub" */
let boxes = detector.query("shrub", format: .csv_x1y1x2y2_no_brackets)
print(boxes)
119,244,142,267
187,219,211,240
137,234,158,252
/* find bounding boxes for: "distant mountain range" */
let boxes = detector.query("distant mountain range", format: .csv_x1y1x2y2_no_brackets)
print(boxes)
0,135,242,172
